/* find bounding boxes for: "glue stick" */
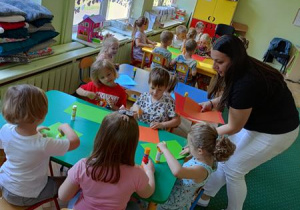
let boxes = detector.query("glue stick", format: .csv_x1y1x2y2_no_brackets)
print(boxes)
184,92,188,97
56,131,64,139
71,105,77,121
142,147,151,164
155,147,162,163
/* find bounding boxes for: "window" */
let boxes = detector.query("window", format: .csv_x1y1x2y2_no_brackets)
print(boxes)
73,0,132,27
153,0,172,7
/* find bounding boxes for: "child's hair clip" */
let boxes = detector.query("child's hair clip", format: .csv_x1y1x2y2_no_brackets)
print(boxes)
217,134,229,140
118,110,134,121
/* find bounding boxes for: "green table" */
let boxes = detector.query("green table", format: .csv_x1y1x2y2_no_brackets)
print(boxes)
44,90,187,204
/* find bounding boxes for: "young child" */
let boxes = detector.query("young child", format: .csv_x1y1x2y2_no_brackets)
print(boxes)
132,16,156,62
76,59,126,110
181,27,197,53
96,35,119,62
171,25,187,49
195,21,205,43
0,84,80,206
165,72,178,98
151,30,173,69
171,39,198,86
156,122,236,210
196,33,211,57
131,67,181,130
58,111,155,210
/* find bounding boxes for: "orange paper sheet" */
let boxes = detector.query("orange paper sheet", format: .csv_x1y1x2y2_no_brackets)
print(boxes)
139,126,160,143
192,54,205,62
175,92,224,124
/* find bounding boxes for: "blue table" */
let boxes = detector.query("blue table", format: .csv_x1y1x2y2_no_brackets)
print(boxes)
0,90,185,204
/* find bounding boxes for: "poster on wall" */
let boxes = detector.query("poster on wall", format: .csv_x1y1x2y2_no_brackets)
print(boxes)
293,8,300,27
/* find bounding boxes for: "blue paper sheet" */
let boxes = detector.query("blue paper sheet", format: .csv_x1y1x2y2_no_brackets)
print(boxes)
115,74,137,86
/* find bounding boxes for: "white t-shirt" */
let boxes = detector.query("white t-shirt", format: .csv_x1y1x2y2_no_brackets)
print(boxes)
172,35,184,49
0,124,70,198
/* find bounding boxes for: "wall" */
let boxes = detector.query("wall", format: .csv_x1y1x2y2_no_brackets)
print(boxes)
175,0,197,26
233,0,300,61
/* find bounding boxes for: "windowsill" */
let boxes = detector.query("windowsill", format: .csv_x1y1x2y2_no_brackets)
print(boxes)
72,19,185,48
0,43,99,85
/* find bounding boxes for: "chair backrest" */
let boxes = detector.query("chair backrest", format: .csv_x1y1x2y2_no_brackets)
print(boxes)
151,53,167,67
79,56,95,85
213,24,235,42
175,62,190,84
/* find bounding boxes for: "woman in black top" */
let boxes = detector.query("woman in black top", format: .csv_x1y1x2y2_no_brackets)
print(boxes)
197,35,299,210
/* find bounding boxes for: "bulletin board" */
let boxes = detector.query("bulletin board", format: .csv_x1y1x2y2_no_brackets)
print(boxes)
293,8,300,27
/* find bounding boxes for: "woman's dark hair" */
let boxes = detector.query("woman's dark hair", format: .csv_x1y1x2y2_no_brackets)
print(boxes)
86,112,139,184
208,35,285,110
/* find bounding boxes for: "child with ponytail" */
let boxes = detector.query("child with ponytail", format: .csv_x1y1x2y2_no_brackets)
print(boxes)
156,122,236,209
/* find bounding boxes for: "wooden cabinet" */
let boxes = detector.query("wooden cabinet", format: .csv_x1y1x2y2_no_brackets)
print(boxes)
191,0,238,36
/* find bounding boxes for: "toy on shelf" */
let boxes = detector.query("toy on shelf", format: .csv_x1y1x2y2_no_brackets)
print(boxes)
77,14,106,43
175,9,186,21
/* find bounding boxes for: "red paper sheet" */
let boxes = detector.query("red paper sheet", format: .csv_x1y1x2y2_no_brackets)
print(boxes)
139,126,160,143
175,93,224,124
192,54,205,62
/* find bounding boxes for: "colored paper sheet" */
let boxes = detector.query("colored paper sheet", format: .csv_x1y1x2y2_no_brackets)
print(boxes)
140,140,185,162
64,102,110,124
139,126,160,143
174,82,208,103
175,92,224,124
40,122,82,139
168,47,182,55
184,97,224,124
192,54,205,62
115,74,137,86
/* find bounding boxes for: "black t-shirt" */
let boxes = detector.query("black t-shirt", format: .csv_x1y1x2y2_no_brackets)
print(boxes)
228,72,299,134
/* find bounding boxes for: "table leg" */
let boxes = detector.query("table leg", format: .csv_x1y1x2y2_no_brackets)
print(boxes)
141,52,146,69
148,202,157,210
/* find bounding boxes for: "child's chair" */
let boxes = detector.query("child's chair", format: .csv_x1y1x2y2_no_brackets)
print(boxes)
0,194,60,210
79,56,95,85
175,62,190,84
130,40,150,68
150,53,168,68
190,188,204,210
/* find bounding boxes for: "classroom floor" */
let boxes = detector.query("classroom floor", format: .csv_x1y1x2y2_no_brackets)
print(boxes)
42,79,300,210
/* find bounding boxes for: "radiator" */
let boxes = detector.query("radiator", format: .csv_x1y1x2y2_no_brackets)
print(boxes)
0,61,81,101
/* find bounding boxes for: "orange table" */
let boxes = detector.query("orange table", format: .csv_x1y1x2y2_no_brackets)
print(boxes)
141,44,216,78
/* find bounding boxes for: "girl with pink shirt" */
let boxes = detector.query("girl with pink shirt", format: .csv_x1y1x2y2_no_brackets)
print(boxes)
58,111,155,210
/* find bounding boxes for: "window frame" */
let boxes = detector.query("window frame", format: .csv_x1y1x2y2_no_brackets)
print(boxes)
72,0,132,33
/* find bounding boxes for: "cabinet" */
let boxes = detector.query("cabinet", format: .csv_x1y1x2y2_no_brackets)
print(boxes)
286,46,300,82
190,0,238,36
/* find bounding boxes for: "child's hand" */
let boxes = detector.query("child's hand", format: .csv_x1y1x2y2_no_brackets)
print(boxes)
86,92,97,100
142,159,155,173
150,122,165,130
58,123,70,134
37,126,49,137
157,141,167,152
149,44,155,48
180,145,190,156
131,106,143,119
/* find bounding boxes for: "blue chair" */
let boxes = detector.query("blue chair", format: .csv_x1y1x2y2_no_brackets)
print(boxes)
190,188,204,210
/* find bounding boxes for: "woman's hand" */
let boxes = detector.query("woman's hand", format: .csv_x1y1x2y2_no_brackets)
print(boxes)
199,101,213,112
